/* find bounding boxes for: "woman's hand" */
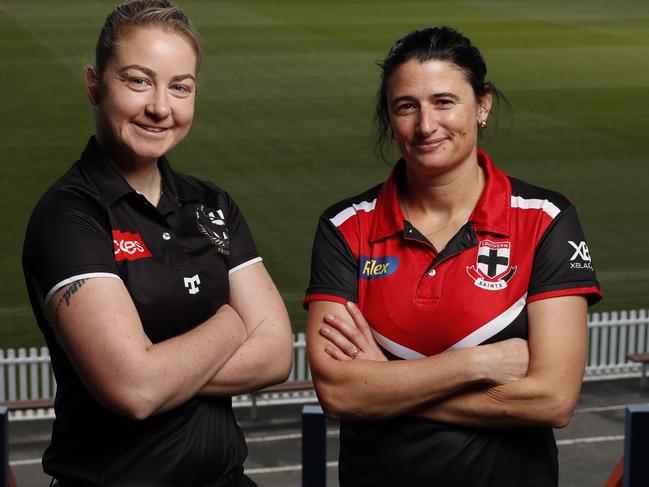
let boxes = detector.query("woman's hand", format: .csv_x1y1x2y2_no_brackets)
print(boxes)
319,301,527,383
308,300,527,420
213,303,248,342
49,277,250,420
415,296,588,428
477,338,529,385
197,261,293,396
320,301,387,362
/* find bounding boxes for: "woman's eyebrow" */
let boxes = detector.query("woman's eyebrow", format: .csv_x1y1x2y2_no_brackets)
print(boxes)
118,64,155,77
117,65,195,83
432,92,460,100
391,95,417,105
171,73,196,82
390,92,461,106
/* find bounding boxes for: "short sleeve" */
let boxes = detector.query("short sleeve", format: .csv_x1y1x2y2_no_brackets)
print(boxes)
222,192,261,274
22,191,120,305
304,215,359,308
527,204,602,305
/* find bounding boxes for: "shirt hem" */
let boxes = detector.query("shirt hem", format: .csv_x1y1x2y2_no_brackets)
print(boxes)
45,272,122,304
228,256,262,275
303,293,350,309
527,286,602,306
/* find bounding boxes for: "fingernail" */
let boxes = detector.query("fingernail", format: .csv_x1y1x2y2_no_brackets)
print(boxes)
346,301,355,309
324,314,334,321
321,325,330,334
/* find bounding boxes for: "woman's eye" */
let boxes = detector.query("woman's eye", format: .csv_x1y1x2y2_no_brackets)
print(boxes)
436,98,454,107
171,84,193,96
396,103,415,113
126,77,150,89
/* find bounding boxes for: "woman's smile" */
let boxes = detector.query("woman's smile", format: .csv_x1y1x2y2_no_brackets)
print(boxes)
414,137,448,152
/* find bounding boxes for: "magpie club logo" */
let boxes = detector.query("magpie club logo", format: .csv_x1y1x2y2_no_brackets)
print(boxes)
466,240,517,291
195,205,229,255
112,230,152,262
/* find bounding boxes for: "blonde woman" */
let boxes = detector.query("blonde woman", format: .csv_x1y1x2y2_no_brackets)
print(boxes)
23,1,291,485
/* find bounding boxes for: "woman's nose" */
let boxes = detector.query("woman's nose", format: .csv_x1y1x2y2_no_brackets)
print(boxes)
145,88,171,120
416,106,438,137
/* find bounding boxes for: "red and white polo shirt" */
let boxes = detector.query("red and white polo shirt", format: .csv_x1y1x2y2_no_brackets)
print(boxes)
305,150,601,358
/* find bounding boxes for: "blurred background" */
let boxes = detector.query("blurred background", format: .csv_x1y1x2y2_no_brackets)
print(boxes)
1,0,648,347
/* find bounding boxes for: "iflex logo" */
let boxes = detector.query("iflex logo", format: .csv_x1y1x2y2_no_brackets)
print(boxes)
184,274,201,295
359,256,398,280
113,230,152,262
568,241,593,270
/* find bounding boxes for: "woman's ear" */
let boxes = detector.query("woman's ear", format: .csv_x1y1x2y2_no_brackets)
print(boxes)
478,91,493,123
84,65,101,106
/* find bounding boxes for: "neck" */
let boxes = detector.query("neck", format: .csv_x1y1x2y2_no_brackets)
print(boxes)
123,165,163,206
403,154,484,219
96,135,163,206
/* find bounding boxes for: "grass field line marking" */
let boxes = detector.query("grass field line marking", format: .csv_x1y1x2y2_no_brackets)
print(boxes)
246,461,338,475
0,306,33,316
556,435,624,446
583,373,642,382
246,432,301,443
9,456,341,473
574,404,627,413
12,436,625,473
9,458,41,467
597,268,649,280
246,430,338,443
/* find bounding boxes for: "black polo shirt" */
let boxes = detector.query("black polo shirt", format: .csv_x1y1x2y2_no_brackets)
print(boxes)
23,137,260,485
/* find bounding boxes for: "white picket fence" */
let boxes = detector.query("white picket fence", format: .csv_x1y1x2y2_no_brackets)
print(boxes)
0,333,313,418
586,309,649,376
1,310,648,415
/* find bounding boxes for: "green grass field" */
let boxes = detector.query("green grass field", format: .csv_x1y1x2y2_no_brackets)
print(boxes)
1,0,648,348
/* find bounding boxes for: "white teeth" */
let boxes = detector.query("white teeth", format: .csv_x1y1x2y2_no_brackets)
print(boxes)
138,125,166,132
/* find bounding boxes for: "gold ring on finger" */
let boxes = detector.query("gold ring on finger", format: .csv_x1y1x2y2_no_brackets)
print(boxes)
350,348,360,359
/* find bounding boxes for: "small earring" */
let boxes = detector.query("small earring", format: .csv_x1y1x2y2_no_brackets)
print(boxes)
478,119,487,129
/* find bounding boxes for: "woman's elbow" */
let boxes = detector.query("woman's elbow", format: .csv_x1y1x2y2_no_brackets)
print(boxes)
314,382,345,420
115,400,156,421
273,353,293,385
253,340,292,389
526,390,577,428
91,382,160,421
275,338,294,382
547,394,577,428
314,379,377,421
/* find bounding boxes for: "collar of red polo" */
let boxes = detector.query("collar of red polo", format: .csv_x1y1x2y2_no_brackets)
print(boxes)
369,150,512,242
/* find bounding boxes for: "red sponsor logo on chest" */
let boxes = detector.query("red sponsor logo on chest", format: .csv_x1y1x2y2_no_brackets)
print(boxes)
112,230,152,262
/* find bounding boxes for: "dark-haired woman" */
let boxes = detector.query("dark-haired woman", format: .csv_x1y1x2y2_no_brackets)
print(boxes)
22,1,292,485
305,26,601,487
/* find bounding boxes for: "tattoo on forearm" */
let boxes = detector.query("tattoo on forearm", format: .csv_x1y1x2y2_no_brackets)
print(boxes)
53,279,88,327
